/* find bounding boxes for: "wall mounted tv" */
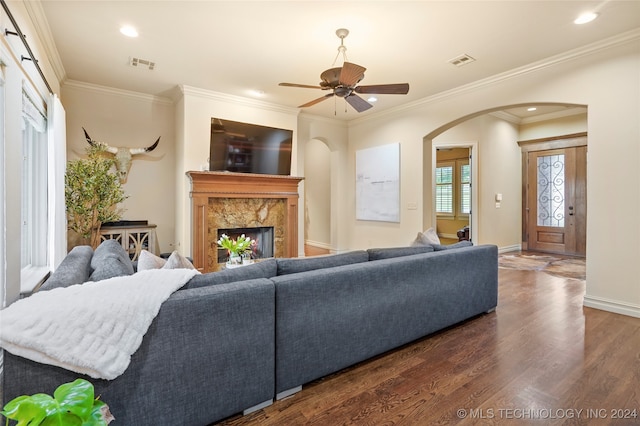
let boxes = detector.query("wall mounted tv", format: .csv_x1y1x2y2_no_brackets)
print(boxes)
209,118,293,176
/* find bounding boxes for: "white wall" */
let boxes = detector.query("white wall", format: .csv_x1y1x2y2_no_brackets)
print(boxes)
519,113,587,141
433,114,521,249
303,139,331,248
61,82,177,253
343,33,640,317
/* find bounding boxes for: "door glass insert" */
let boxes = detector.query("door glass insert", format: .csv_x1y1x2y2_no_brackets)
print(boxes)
537,154,565,227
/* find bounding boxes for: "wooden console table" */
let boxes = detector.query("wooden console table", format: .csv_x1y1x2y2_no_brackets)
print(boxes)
100,224,157,261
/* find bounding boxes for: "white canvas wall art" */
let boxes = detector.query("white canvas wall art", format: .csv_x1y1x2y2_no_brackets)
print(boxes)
355,143,400,222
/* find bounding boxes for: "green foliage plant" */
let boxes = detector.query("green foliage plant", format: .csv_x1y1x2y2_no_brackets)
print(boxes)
65,143,127,248
1,378,114,426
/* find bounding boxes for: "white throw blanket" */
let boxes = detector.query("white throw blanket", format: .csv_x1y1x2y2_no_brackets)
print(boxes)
0,268,198,380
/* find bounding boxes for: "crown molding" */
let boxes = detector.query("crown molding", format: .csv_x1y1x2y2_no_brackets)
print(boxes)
489,111,522,124
350,28,640,127
519,107,587,125
63,79,174,105
22,0,66,84
179,85,299,116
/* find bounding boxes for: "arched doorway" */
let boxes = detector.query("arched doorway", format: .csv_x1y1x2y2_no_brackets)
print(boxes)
423,102,587,251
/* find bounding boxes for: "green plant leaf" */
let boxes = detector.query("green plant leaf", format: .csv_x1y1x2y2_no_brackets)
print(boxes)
53,379,94,420
1,379,111,426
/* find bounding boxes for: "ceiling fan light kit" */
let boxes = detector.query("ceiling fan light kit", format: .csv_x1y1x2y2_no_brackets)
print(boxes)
279,28,409,113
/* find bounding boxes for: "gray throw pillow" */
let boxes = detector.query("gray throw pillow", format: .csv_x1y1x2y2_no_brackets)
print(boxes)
89,239,135,281
40,245,94,291
276,251,369,275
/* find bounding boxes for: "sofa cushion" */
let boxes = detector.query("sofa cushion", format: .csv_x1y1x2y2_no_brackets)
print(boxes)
276,251,369,275
40,245,94,291
183,258,277,289
89,239,135,281
164,251,196,270
432,240,473,251
367,245,435,261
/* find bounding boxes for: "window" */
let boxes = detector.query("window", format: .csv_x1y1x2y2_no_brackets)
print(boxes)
436,159,470,218
21,89,48,271
459,163,471,215
435,163,453,215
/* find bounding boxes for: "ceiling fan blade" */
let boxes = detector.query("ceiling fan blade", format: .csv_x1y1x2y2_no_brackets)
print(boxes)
279,82,323,89
355,83,410,95
339,62,366,87
299,93,334,108
345,94,373,113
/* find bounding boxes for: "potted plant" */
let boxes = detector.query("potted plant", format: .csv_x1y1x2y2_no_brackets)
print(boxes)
1,378,114,426
65,143,127,249
217,233,255,267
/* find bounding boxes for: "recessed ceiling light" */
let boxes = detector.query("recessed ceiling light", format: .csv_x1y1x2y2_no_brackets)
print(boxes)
527,107,537,112
248,89,265,97
367,97,378,103
120,25,139,37
574,12,599,25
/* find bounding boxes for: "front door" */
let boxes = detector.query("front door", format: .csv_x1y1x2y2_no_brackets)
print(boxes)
526,146,586,256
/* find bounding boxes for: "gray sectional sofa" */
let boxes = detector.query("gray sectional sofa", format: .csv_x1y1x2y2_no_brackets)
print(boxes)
2,240,498,425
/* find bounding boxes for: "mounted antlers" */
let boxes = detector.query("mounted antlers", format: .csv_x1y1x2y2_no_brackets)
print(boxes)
83,127,160,183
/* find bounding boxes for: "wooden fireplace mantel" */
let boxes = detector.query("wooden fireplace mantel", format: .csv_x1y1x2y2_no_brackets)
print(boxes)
187,171,304,272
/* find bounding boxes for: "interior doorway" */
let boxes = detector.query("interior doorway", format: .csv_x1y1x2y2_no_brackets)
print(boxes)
519,133,587,256
435,147,471,243
431,141,478,244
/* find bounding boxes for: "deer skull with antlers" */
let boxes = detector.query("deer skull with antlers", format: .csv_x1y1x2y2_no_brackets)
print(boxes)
83,127,160,183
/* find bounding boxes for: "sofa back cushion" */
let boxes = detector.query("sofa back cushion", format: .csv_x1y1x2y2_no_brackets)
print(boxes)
432,240,473,251
367,245,435,261
89,239,135,281
40,245,94,291
276,251,369,275
183,258,277,289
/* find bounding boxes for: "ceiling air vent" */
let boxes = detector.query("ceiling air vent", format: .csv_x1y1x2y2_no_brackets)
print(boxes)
129,57,155,70
448,54,476,67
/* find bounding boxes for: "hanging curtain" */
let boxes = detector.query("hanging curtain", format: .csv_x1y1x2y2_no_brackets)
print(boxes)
48,93,67,268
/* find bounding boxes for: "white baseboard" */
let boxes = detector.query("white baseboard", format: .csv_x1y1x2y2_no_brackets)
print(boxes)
498,244,522,253
583,296,640,318
304,240,332,250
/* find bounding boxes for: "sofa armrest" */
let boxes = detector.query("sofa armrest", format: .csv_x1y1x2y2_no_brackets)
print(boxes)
3,278,275,426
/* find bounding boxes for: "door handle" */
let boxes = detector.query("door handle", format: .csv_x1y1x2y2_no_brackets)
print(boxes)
568,206,574,216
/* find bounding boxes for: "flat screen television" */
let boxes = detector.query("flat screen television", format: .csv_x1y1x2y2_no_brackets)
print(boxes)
209,118,293,175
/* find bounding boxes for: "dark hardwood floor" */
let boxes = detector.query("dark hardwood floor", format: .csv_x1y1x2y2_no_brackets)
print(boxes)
217,259,640,425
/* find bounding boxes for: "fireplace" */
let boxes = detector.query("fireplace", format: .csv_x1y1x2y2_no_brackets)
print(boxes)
187,171,304,272
217,226,274,263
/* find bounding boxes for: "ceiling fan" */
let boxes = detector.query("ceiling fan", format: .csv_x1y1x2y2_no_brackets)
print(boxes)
279,29,409,113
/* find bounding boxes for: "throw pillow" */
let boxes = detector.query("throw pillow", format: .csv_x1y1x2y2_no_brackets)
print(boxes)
163,251,196,270
137,250,167,271
89,239,135,281
411,227,441,247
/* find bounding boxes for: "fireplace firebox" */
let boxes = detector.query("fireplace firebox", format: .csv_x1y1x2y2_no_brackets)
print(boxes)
217,226,274,263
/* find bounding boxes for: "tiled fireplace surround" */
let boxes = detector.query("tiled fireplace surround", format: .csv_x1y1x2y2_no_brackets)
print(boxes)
187,171,304,272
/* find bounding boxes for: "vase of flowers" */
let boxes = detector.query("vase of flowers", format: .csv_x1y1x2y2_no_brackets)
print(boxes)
217,233,255,268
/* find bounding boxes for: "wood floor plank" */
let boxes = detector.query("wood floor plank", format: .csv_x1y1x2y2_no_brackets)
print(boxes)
216,259,640,426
